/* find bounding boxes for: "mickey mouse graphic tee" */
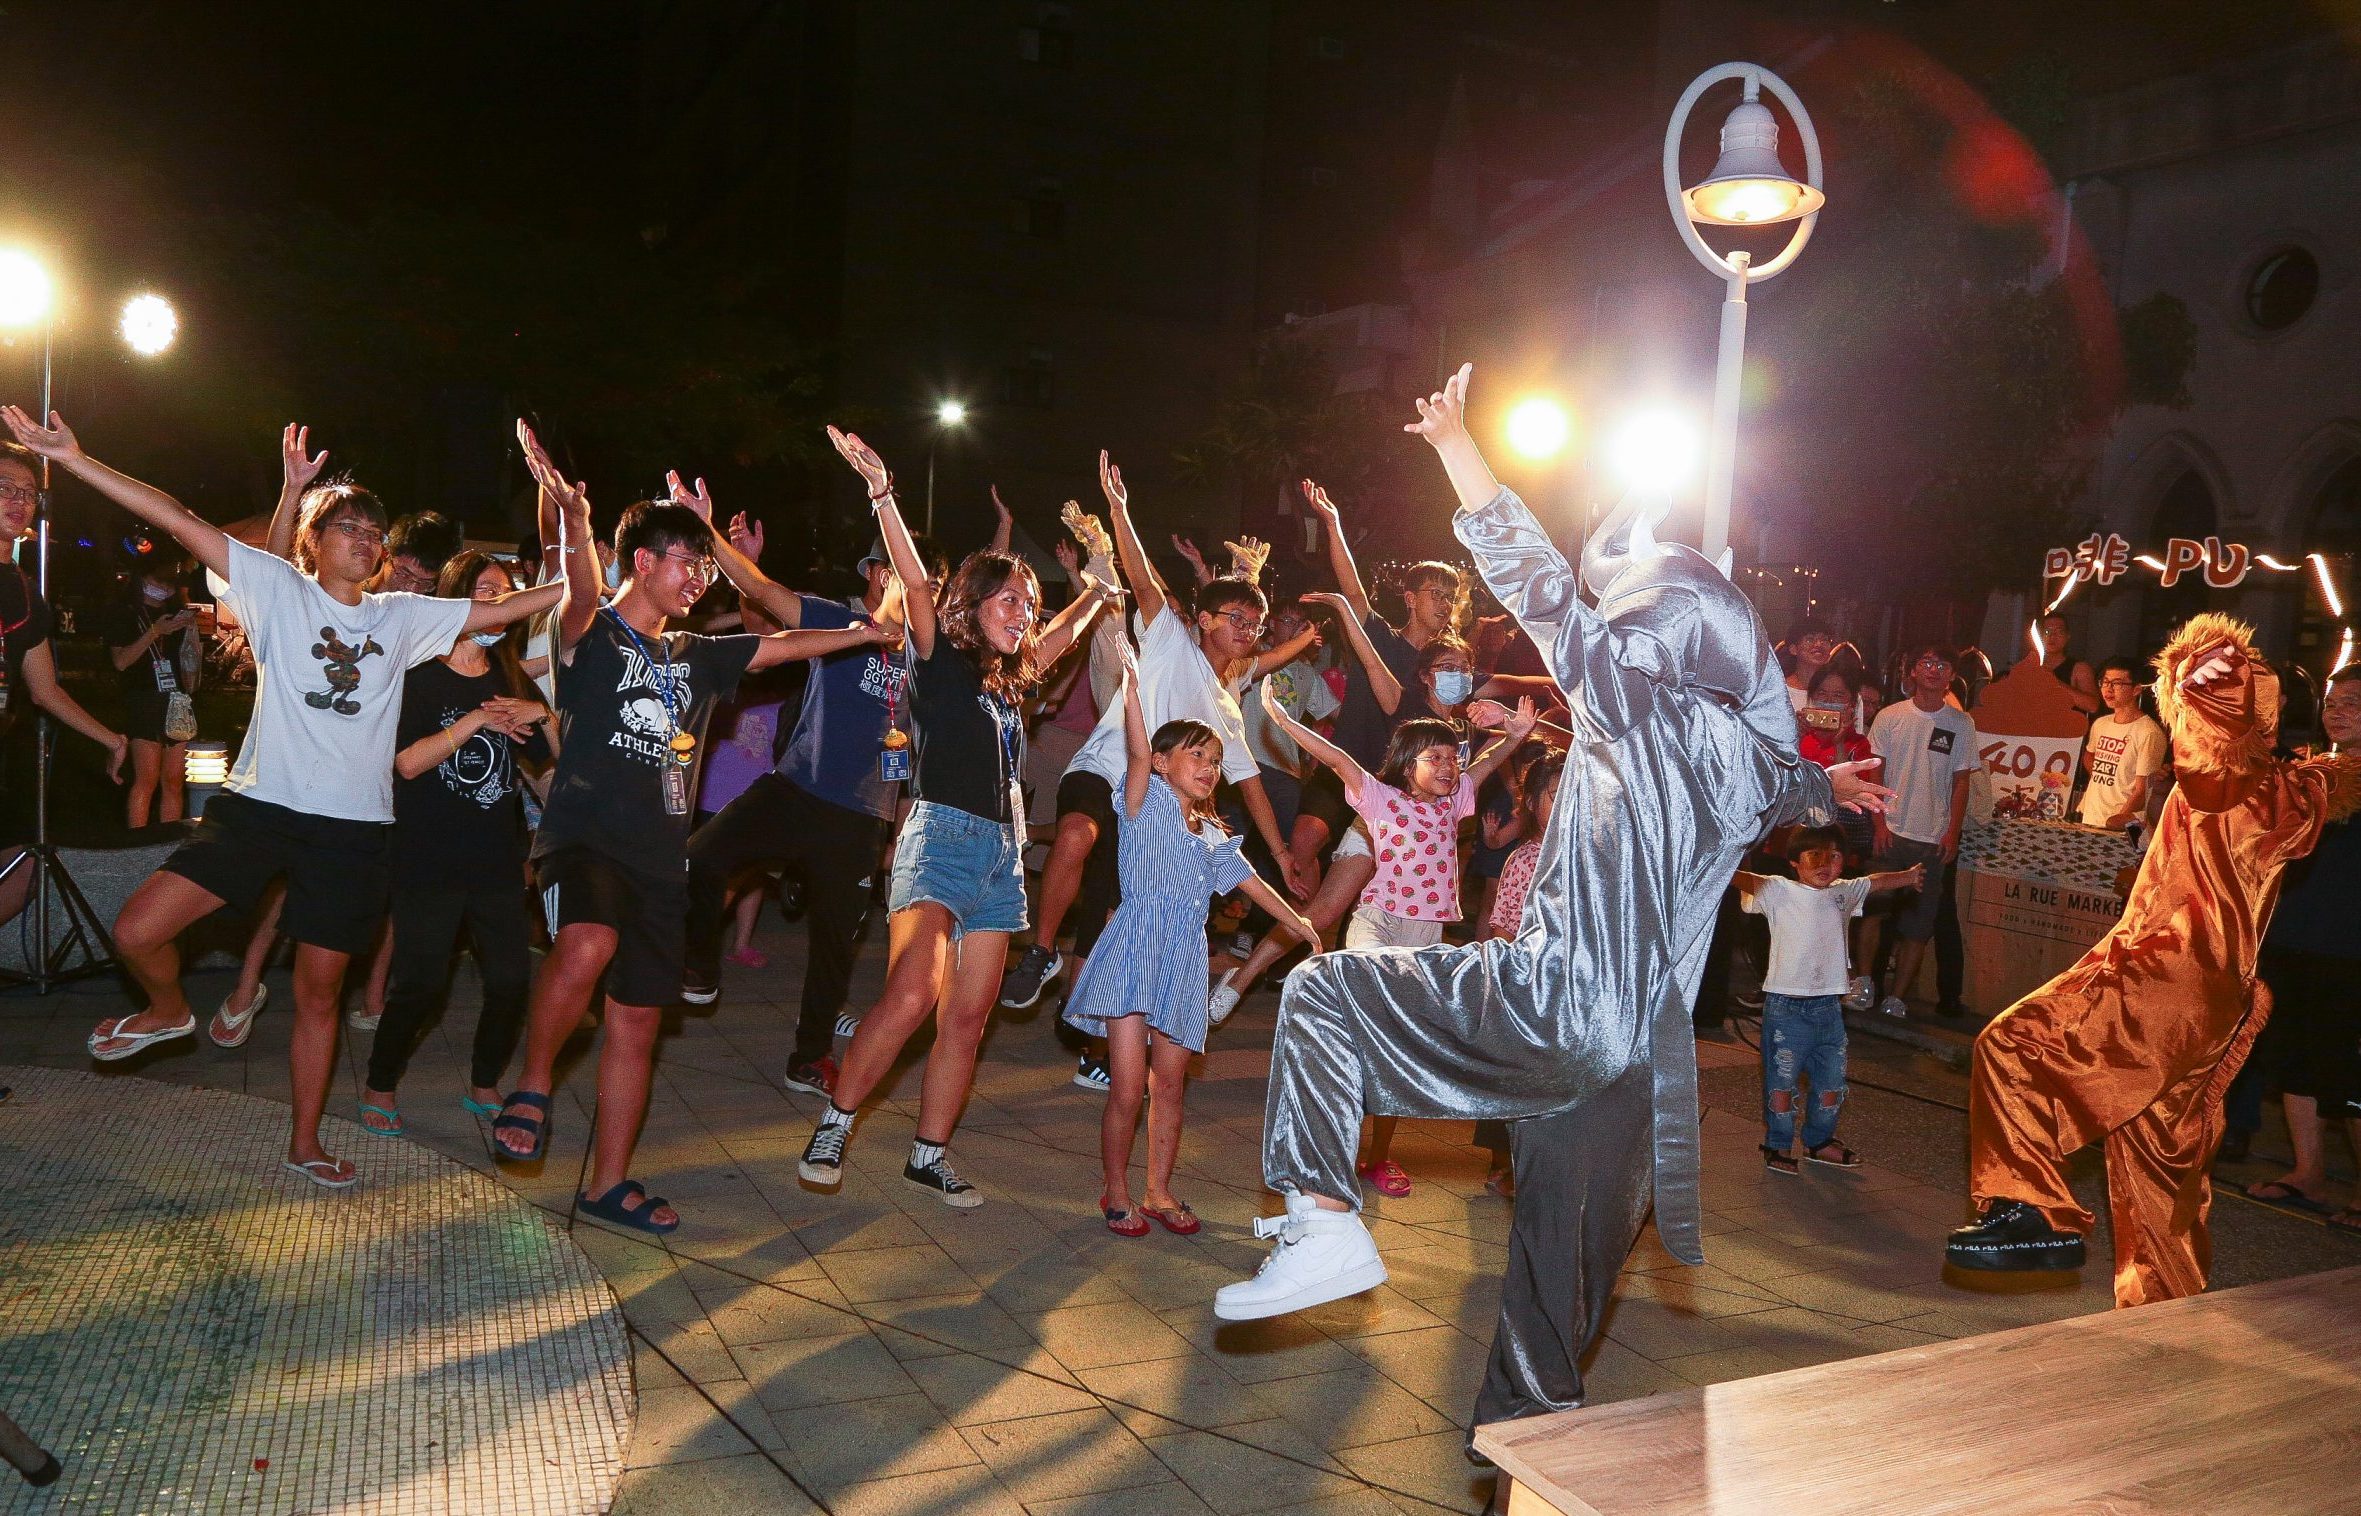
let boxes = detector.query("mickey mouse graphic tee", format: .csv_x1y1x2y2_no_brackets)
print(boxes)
532,609,760,872
1349,772,1478,921
210,537,473,822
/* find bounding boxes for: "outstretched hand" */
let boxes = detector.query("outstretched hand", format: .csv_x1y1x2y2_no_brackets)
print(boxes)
516,420,590,521
726,511,764,559
665,469,714,524
1,406,81,463
105,733,130,783
1053,538,1079,576
1403,362,1474,449
1299,478,1340,524
1827,757,1895,816
826,425,893,496
281,424,328,494
991,484,1013,525
2180,641,2246,693
1098,450,1127,512
1171,534,1206,570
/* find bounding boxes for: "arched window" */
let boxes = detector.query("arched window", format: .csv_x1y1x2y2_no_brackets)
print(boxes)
2137,467,2218,657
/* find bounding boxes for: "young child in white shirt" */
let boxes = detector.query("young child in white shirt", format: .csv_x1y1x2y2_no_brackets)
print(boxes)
1736,826,1923,1174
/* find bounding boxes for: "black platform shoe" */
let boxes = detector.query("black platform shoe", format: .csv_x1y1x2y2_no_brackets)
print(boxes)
1945,1199,2087,1273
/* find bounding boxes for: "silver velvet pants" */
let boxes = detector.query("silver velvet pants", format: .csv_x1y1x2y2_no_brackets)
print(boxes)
1262,953,1656,1438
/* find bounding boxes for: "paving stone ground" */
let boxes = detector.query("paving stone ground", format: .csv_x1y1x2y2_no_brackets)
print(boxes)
6,912,2354,1514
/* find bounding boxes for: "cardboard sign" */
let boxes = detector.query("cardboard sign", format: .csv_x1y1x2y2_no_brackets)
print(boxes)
1966,657,2089,824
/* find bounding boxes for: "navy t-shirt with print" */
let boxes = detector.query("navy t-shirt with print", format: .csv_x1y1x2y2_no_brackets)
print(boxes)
1326,613,1421,767
775,593,906,821
534,610,760,872
392,658,552,885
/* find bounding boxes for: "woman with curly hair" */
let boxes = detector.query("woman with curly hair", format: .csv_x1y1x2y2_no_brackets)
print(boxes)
797,426,1116,1207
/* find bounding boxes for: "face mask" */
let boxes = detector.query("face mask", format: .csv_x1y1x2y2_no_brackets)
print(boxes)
470,630,506,649
1432,669,1474,706
603,557,622,591
142,582,174,605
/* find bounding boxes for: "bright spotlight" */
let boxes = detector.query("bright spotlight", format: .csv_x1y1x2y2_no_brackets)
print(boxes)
935,399,968,427
0,250,54,328
1607,410,1701,493
120,293,178,356
1503,396,1572,461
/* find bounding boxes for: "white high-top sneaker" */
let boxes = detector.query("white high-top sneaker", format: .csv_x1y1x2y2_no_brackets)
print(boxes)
1213,1192,1387,1321
1207,971,1244,1028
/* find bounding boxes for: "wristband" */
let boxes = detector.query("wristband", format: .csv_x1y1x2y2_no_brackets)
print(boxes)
867,472,896,503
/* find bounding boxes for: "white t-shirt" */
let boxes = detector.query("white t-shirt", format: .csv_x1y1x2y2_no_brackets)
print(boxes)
1068,607,1259,788
1869,699,1981,844
210,538,473,822
1743,875,1873,997
2077,713,2167,827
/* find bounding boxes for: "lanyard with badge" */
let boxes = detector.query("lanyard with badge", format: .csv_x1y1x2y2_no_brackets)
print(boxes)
878,637,912,783
606,607,697,815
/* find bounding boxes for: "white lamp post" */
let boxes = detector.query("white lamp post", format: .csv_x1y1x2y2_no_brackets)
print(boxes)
1663,63,1824,570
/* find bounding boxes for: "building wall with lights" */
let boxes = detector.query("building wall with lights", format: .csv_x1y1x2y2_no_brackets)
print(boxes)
2060,34,2361,680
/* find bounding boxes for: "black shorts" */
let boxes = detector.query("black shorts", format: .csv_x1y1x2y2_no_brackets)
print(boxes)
1298,767,1354,857
120,686,174,746
2261,947,2361,1115
535,846,688,1009
1054,768,1123,957
160,790,390,955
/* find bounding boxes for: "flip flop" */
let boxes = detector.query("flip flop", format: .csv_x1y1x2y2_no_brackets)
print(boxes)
2245,1180,2332,1215
209,985,267,1048
282,1157,358,1190
1137,1201,1201,1236
578,1179,679,1235
357,1102,406,1138
459,1094,503,1118
492,1090,551,1164
1102,1199,1150,1237
88,1013,196,1063
2328,1208,2361,1235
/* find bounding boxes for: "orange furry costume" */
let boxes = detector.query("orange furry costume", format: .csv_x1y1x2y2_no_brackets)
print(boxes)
1965,614,2361,1306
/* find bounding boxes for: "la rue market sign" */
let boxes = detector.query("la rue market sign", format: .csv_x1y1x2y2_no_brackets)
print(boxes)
2043,532,2299,591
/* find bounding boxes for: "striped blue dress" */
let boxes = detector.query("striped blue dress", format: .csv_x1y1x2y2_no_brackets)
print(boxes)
1062,774,1253,1053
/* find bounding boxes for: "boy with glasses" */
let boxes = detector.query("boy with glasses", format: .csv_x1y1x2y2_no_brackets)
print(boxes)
2077,659,2167,830
1864,644,1980,1021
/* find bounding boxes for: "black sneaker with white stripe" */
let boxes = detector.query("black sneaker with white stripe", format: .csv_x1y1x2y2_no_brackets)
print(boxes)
798,1121,848,1187
904,1151,983,1209
1944,1199,2085,1272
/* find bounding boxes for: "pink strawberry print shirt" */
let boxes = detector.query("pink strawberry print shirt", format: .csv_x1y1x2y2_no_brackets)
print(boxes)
1349,773,1477,921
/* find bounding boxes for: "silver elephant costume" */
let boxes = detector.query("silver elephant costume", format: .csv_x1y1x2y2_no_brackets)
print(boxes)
1262,484,1834,1433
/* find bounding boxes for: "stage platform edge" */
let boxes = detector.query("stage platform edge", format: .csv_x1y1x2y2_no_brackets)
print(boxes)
1474,1264,2361,1516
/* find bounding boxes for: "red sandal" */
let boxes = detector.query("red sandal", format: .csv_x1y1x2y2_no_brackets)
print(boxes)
1101,1197,1150,1237
1137,1201,1200,1235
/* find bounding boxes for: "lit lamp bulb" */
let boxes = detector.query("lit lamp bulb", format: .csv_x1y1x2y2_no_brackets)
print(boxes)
119,293,178,356
936,399,968,426
1504,396,1572,461
183,740,231,818
1607,410,1702,495
0,250,54,328
1682,97,1824,228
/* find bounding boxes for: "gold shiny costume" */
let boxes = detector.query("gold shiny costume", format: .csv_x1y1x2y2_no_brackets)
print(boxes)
1968,614,2361,1305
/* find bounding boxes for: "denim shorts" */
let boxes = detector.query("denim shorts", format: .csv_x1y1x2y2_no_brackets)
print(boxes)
889,800,1028,939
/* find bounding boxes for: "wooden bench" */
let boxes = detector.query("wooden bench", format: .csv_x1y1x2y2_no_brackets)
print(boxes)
1473,1265,2361,1515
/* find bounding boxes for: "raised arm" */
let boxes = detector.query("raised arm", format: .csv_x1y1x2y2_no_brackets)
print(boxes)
2,408,229,577
1260,677,1370,804
1100,451,1169,627
748,618,900,673
516,419,602,652
1117,644,1150,819
462,579,564,635
268,423,329,562
990,485,1014,554
1465,698,1540,790
1298,480,1373,624
1304,590,1403,713
1868,862,1927,895
1035,568,1117,669
1171,535,1213,587
1250,620,1320,681
665,471,804,629
829,426,935,658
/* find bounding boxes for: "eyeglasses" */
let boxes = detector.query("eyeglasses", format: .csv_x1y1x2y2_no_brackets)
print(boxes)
1913,656,1954,671
2100,678,2139,690
327,520,387,548
662,550,719,582
1212,610,1267,634
0,482,38,506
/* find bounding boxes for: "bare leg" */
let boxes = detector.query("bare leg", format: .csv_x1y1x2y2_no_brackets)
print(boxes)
2251,1092,2329,1196
1229,855,1372,997
584,998,674,1226
1141,1028,1192,1211
1100,1013,1149,1208
1360,1116,1399,1165
831,905,955,1111
285,943,353,1170
126,740,162,829
1026,811,1099,952
97,871,228,1049
226,882,288,1022
913,931,1008,1143
728,885,763,954
1888,936,1929,1007
0,847,32,929
498,922,616,1157
158,740,187,824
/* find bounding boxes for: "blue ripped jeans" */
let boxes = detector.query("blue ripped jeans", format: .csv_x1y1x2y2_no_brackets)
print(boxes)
1761,992,1847,1152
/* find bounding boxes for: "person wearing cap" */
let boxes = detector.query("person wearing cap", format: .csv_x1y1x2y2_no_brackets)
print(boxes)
679,517,945,1099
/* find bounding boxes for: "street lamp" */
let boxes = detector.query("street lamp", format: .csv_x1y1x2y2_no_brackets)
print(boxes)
0,251,182,991
1503,396,1573,462
1664,63,1823,570
925,398,968,536
1606,409,1703,496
